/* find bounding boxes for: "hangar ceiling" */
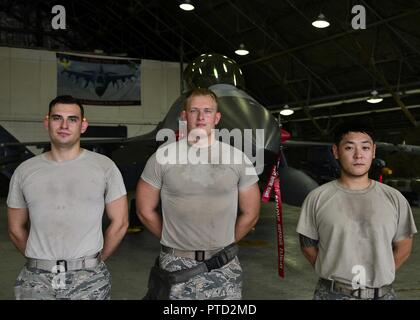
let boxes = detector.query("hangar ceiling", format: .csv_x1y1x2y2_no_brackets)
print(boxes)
1,0,420,143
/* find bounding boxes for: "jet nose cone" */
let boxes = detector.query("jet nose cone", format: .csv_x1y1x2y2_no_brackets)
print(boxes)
161,83,281,174
184,54,245,90
210,84,281,174
95,85,106,96
211,84,280,153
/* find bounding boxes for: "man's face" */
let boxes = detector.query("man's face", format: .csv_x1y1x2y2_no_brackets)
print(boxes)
44,103,88,148
181,94,221,141
332,131,376,178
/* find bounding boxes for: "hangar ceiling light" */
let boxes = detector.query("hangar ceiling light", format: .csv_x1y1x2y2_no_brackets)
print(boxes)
279,104,294,116
366,90,383,104
312,13,330,28
235,43,249,56
179,0,195,11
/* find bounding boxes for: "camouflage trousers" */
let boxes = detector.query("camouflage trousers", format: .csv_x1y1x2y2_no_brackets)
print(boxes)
159,252,243,300
14,261,111,300
313,278,397,300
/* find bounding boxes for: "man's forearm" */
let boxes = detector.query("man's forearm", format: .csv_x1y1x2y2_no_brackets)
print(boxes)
102,220,128,261
393,237,413,270
394,253,409,270
235,212,259,242
236,184,260,242
299,234,319,268
138,210,163,239
301,247,318,267
9,229,28,256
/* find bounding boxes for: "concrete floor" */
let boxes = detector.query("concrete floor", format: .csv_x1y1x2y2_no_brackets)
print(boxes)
1,197,419,300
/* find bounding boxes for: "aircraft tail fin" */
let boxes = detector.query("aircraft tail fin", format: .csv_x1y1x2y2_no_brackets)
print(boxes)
0,125,34,195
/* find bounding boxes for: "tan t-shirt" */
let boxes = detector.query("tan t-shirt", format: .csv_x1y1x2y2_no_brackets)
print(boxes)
141,139,259,251
297,180,417,287
7,149,127,260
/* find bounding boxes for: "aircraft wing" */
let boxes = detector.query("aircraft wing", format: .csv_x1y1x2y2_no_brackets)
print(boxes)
61,69,96,87
284,140,420,155
0,126,159,149
284,140,332,147
375,142,420,155
0,125,161,195
62,69,136,85
106,73,137,83
0,137,135,149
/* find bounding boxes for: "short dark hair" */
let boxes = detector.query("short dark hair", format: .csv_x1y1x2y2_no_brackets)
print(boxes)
48,95,84,118
183,88,219,111
333,121,375,145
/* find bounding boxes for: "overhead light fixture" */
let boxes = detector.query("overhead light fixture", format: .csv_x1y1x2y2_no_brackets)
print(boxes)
235,43,249,56
366,90,383,104
312,13,330,28
279,104,294,116
179,0,195,11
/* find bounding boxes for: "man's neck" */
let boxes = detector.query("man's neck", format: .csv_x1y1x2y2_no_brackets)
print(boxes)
337,174,371,190
47,145,82,162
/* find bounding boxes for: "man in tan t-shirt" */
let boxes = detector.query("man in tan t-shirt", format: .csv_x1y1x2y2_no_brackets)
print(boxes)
297,122,417,300
137,88,260,300
7,95,128,300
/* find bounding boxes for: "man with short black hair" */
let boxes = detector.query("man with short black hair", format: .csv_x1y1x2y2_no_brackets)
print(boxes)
297,121,417,300
7,95,128,300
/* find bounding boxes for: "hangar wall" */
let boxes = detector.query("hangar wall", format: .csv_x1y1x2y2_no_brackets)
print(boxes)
0,46,181,152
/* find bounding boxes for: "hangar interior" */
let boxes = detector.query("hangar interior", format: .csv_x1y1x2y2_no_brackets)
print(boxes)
0,1,420,300
2,0,420,176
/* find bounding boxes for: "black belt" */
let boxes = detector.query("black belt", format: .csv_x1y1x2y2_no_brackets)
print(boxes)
319,278,393,299
161,245,221,261
160,243,239,284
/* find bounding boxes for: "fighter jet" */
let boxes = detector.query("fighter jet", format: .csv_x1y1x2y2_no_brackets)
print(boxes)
4,53,420,204
0,53,319,206
109,53,320,206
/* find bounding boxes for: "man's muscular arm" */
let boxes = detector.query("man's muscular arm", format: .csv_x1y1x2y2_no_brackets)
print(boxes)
299,234,319,268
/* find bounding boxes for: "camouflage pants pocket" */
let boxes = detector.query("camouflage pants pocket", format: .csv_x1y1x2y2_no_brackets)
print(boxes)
14,267,55,300
14,262,111,300
160,253,243,300
63,261,111,300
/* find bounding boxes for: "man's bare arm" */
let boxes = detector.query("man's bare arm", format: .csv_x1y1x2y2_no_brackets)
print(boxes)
7,207,29,256
393,236,414,270
235,183,260,242
102,195,129,261
299,234,319,268
136,179,162,239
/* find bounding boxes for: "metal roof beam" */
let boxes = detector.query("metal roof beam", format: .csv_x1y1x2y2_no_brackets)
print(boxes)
242,6,420,68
